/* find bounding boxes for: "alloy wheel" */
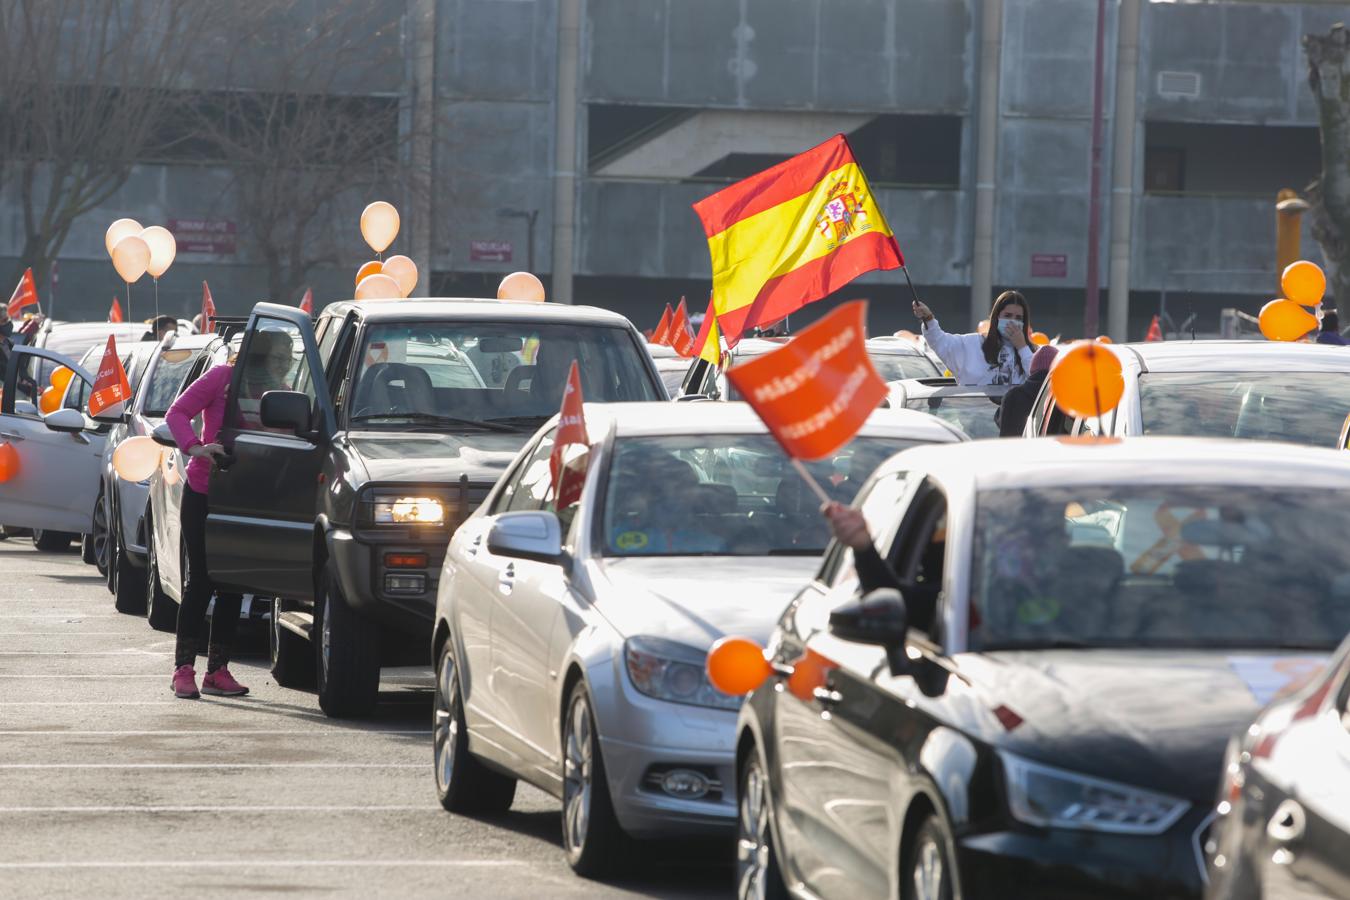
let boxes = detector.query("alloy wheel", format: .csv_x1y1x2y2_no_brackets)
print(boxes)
320,594,332,684
912,834,946,900
562,692,594,855
92,494,110,573
737,758,774,900
433,652,459,795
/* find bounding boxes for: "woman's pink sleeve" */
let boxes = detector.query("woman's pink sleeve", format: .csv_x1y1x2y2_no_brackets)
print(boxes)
165,365,227,451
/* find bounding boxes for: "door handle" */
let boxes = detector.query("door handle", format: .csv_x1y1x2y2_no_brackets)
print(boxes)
1267,799,1306,845
0,430,24,442
812,686,843,706
467,534,482,558
497,563,515,595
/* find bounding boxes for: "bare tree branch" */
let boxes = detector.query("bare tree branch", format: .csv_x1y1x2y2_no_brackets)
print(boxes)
1305,24,1350,319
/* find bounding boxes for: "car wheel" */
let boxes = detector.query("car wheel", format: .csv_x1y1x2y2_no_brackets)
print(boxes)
104,501,118,594
144,523,177,631
433,641,517,814
905,816,955,900
88,492,110,575
112,507,146,615
32,528,75,551
270,597,315,688
314,568,380,718
737,751,789,900
561,681,626,877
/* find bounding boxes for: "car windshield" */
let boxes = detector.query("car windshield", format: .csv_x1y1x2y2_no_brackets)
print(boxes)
970,485,1350,652
601,434,918,557
869,352,941,382
141,348,200,417
1139,372,1350,447
348,322,660,430
904,394,1001,438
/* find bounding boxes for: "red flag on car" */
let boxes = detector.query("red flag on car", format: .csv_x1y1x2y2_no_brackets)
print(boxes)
669,297,697,358
725,300,886,460
651,304,674,346
201,281,216,332
108,297,124,323
87,336,131,419
7,268,39,317
1145,315,1162,342
299,287,314,315
549,361,590,509
692,293,723,365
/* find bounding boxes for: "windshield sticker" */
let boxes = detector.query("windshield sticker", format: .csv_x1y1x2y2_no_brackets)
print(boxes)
1016,596,1060,626
1228,656,1325,706
614,531,649,551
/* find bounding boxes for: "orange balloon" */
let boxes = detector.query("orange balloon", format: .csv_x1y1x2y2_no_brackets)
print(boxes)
1049,342,1125,420
1281,261,1326,307
39,386,62,414
50,366,74,391
1094,335,1113,344
496,271,546,302
0,442,17,482
1030,331,1049,347
706,636,772,696
355,261,383,287
786,648,836,702
1258,298,1318,342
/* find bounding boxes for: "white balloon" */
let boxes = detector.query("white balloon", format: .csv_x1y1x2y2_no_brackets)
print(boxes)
112,436,161,482
105,219,143,259
360,201,400,253
111,235,151,283
140,226,177,279
381,255,418,297
355,273,402,300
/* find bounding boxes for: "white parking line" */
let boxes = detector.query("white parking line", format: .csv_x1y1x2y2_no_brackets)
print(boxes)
0,860,523,870
0,701,178,705
0,805,436,813
0,729,429,735
0,632,147,635
0,763,424,769
0,674,166,678
0,614,120,618
0,651,170,655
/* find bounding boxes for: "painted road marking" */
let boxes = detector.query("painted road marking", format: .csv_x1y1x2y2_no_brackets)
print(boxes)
0,805,437,813
0,729,428,735
0,763,424,769
0,860,525,870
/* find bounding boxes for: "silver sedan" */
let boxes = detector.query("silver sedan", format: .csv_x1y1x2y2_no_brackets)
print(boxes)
429,400,964,877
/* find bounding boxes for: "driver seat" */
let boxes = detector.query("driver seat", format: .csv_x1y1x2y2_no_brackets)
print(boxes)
355,363,436,416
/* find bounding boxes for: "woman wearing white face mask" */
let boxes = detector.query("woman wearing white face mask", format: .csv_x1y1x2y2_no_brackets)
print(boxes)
912,290,1034,386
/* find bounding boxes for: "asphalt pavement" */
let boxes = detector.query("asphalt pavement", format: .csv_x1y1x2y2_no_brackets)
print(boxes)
0,538,731,899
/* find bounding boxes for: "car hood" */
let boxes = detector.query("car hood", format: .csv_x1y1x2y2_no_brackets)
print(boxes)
346,431,528,484
954,649,1328,804
592,556,821,650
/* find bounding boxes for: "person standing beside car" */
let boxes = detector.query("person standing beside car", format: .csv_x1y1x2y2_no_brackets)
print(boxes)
913,291,1034,386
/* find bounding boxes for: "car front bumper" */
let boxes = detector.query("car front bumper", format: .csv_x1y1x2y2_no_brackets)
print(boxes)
328,527,445,641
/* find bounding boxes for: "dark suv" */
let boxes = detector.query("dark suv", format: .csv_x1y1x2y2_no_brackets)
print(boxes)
199,299,665,717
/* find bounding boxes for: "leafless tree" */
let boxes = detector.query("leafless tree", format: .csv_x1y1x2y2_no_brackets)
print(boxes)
1306,24,1350,319
0,1,217,289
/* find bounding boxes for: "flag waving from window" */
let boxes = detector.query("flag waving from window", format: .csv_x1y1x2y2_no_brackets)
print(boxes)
299,287,314,315
7,268,39,317
669,297,697,358
692,294,722,365
549,361,590,509
650,304,674,346
693,135,903,345
108,298,124,323
88,336,131,419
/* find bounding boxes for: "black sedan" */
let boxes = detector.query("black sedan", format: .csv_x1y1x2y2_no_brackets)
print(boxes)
724,438,1350,900
1205,631,1350,900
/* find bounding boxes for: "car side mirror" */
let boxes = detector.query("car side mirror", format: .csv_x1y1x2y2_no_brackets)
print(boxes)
90,409,128,425
487,510,568,568
151,422,176,448
43,407,87,434
829,588,911,676
260,390,313,435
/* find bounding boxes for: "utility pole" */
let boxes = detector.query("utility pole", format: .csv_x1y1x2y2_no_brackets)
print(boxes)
1083,0,1108,338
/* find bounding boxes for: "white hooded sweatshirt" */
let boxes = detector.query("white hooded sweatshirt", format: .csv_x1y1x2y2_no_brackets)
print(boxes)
921,318,1033,386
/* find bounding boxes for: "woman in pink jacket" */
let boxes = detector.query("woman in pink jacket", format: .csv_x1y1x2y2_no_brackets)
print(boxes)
163,330,294,699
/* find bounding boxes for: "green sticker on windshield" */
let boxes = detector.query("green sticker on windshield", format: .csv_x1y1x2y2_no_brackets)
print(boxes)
1017,596,1061,625
615,531,649,551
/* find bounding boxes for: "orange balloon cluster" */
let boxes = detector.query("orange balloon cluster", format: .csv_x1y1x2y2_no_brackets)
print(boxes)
1258,261,1326,342
0,442,18,483
1050,342,1124,420
706,636,772,696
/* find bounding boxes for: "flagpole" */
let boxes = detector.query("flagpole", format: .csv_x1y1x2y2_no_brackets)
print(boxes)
789,458,832,506
900,265,923,305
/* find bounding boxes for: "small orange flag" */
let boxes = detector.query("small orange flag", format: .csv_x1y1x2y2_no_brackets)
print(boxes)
549,361,590,509
7,268,39,317
669,297,697,358
299,287,314,315
87,336,131,419
1145,315,1162,342
725,300,886,460
201,281,216,332
108,297,124,323
651,304,674,346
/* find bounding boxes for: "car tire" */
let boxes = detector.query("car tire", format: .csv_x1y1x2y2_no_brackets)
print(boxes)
270,597,315,688
561,681,627,878
904,816,955,900
433,641,516,815
736,750,789,900
88,492,110,575
33,529,75,552
111,508,147,615
314,568,380,718
144,521,177,631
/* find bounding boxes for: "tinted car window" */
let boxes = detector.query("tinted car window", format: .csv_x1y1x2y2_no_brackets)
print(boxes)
141,348,199,416
601,435,916,557
904,395,1002,438
970,485,1350,652
228,320,312,431
1139,372,1350,446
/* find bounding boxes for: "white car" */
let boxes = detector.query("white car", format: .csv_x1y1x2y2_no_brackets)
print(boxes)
1025,340,1350,445
887,377,1010,440
430,401,964,877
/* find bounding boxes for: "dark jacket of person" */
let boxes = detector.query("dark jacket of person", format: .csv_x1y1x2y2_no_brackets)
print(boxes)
1317,330,1348,346
997,369,1047,437
855,545,939,634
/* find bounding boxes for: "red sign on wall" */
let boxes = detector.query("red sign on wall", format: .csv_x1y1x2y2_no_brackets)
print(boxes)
470,240,513,263
1030,254,1068,278
170,219,237,255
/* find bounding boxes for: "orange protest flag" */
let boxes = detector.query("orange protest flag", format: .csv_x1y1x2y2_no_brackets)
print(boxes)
108,297,124,323
7,268,39,317
725,300,887,461
299,287,314,315
693,135,903,345
1145,315,1162,342
87,335,131,419
201,281,216,332
691,294,722,365
549,361,590,509
651,304,674,346
669,297,697,358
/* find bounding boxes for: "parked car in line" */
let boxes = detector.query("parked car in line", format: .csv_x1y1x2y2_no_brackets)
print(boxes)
729,437,1350,900
430,401,965,877
645,343,691,397
887,377,1010,439
677,337,789,400
180,298,665,718
865,336,944,383
1025,340,1350,445
1205,631,1350,900
28,320,153,389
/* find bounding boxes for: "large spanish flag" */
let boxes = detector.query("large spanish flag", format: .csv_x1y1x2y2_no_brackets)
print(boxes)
693,135,903,343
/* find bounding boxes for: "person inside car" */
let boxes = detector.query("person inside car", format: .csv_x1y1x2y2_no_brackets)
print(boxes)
821,502,942,633
142,315,178,342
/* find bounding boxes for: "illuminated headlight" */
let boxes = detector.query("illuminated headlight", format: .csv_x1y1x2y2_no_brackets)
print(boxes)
1000,751,1189,835
371,495,445,526
624,636,740,712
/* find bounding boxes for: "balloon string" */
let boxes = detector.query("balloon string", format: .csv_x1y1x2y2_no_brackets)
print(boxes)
1091,347,1102,421
153,278,160,321
125,281,132,327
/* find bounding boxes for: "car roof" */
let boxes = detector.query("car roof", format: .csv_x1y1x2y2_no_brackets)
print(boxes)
646,343,682,359
1117,340,1350,374
890,378,1010,399
162,333,220,350
40,322,149,355
875,436,1350,492
866,337,928,356
732,337,792,357
317,298,639,327
573,401,965,443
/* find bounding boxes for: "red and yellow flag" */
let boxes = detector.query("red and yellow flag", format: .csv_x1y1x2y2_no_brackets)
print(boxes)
7,268,39,317
693,135,902,343
691,294,722,365
108,297,124,323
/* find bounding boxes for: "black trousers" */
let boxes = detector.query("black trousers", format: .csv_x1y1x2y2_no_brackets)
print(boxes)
175,487,242,670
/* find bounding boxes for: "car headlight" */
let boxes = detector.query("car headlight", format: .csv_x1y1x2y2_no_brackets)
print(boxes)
361,489,449,527
624,636,740,712
1000,751,1189,835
